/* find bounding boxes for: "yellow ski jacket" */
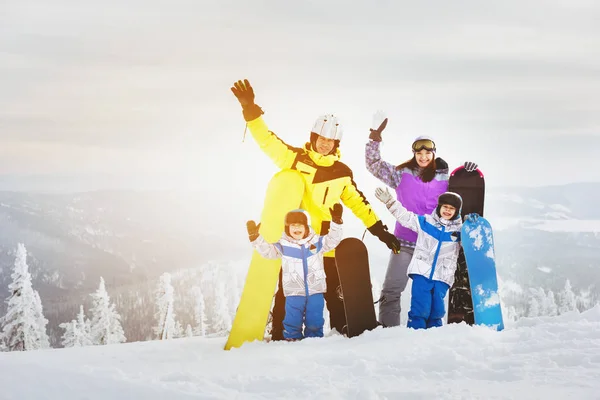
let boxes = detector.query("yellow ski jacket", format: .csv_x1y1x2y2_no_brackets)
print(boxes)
246,116,380,251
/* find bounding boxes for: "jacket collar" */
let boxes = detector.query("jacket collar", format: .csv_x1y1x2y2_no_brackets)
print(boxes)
431,212,462,229
304,142,340,167
282,227,316,245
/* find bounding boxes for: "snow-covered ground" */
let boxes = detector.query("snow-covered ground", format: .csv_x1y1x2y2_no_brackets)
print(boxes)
2,307,600,400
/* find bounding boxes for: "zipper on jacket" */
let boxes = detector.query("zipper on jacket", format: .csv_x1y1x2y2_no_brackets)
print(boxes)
302,245,309,297
429,226,445,280
322,187,329,204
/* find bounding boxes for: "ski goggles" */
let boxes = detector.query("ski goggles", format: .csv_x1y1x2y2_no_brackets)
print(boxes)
412,139,436,152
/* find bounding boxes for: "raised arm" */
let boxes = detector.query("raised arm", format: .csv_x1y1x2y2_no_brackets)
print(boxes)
320,204,344,253
252,235,283,260
231,79,299,169
246,117,300,170
374,187,420,232
340,178,400,252
365,141,402,189
320,221,343,254
365,112,402,188
247,220,282,259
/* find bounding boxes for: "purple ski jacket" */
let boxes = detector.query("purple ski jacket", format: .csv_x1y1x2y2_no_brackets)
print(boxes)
365,140,449,244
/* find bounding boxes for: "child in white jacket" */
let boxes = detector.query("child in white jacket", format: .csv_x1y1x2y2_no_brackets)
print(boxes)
375,187,464,329
246,204,343,340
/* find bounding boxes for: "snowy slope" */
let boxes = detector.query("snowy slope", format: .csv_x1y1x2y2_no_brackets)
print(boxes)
2,307,600,400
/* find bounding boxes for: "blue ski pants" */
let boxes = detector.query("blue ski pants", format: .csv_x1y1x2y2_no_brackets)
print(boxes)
407,274,450,329
283,294,325,339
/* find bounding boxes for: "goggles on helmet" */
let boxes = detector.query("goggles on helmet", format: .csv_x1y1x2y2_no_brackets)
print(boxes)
412,139,436,152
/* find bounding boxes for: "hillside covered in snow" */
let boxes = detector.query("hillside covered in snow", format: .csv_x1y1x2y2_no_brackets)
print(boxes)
1,307,599,399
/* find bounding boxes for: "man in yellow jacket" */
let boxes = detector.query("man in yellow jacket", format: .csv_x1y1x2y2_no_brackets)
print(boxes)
231,79,400,340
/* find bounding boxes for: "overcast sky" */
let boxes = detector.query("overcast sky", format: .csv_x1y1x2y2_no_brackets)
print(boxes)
1,0,599,194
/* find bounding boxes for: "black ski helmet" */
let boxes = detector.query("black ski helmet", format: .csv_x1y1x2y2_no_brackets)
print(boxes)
284,209,310,238
436,192,463,220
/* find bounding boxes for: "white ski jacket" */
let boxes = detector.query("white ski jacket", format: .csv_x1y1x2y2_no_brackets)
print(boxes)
252,222,343,296
385,199,462,286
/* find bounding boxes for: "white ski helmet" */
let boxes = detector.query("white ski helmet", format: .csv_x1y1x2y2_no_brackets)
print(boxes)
311,114,343,141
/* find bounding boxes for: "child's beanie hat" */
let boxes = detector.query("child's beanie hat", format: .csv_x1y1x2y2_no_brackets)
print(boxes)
284,209,311,236
436,192,463,220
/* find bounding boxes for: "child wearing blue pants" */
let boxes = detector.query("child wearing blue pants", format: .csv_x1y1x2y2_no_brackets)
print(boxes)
375,188,464,329
247,205,343,339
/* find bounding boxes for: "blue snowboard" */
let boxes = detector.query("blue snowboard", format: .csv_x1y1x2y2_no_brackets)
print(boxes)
461,215,504,331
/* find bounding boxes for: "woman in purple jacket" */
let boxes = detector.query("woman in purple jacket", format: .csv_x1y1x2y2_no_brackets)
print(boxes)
365,111,477,327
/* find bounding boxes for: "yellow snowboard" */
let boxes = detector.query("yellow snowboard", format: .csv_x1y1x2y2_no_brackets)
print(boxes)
224,169,305,350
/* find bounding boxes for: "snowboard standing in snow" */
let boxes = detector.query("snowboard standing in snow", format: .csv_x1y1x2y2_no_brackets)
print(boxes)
447,166,485,325
461,215,504,331
335,238,379,337
225,169,304,350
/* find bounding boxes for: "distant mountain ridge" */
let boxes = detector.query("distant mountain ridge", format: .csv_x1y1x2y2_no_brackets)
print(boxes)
486,182,600,219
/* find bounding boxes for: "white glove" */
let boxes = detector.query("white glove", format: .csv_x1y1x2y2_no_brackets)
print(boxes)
375,187,394,205
371,110,387,131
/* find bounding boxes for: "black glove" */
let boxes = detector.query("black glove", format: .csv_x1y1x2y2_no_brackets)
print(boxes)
368,220,400,253
435,157,448,170
246,220,261,242
329,203,343,224
231,79,264,122
369,118,388,142
464,161,478,172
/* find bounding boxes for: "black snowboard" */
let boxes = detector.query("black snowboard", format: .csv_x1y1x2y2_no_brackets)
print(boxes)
335,238,379,338
447,166,485,325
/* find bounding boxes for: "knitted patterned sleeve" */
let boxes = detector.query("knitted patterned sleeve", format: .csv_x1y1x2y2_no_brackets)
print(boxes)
365,140,402,189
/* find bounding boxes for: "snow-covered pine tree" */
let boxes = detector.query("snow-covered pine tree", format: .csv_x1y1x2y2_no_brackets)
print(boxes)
527,288,542,317
576,287,594,312
173,320,183,338
32,290,50,349
185,324,193,338
154,273,177,340
89,277,126,345
211,281,232,334
545,290,558,317
498,277,527,319
558,279,578,314
108,303,126,343
192,286,208,336
60,305,93,348
59,320,78,348
76,305,93,346
224,266,241,322
504,305,520,322
199,263,218,333
0,243,48,351
531,287,557,317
